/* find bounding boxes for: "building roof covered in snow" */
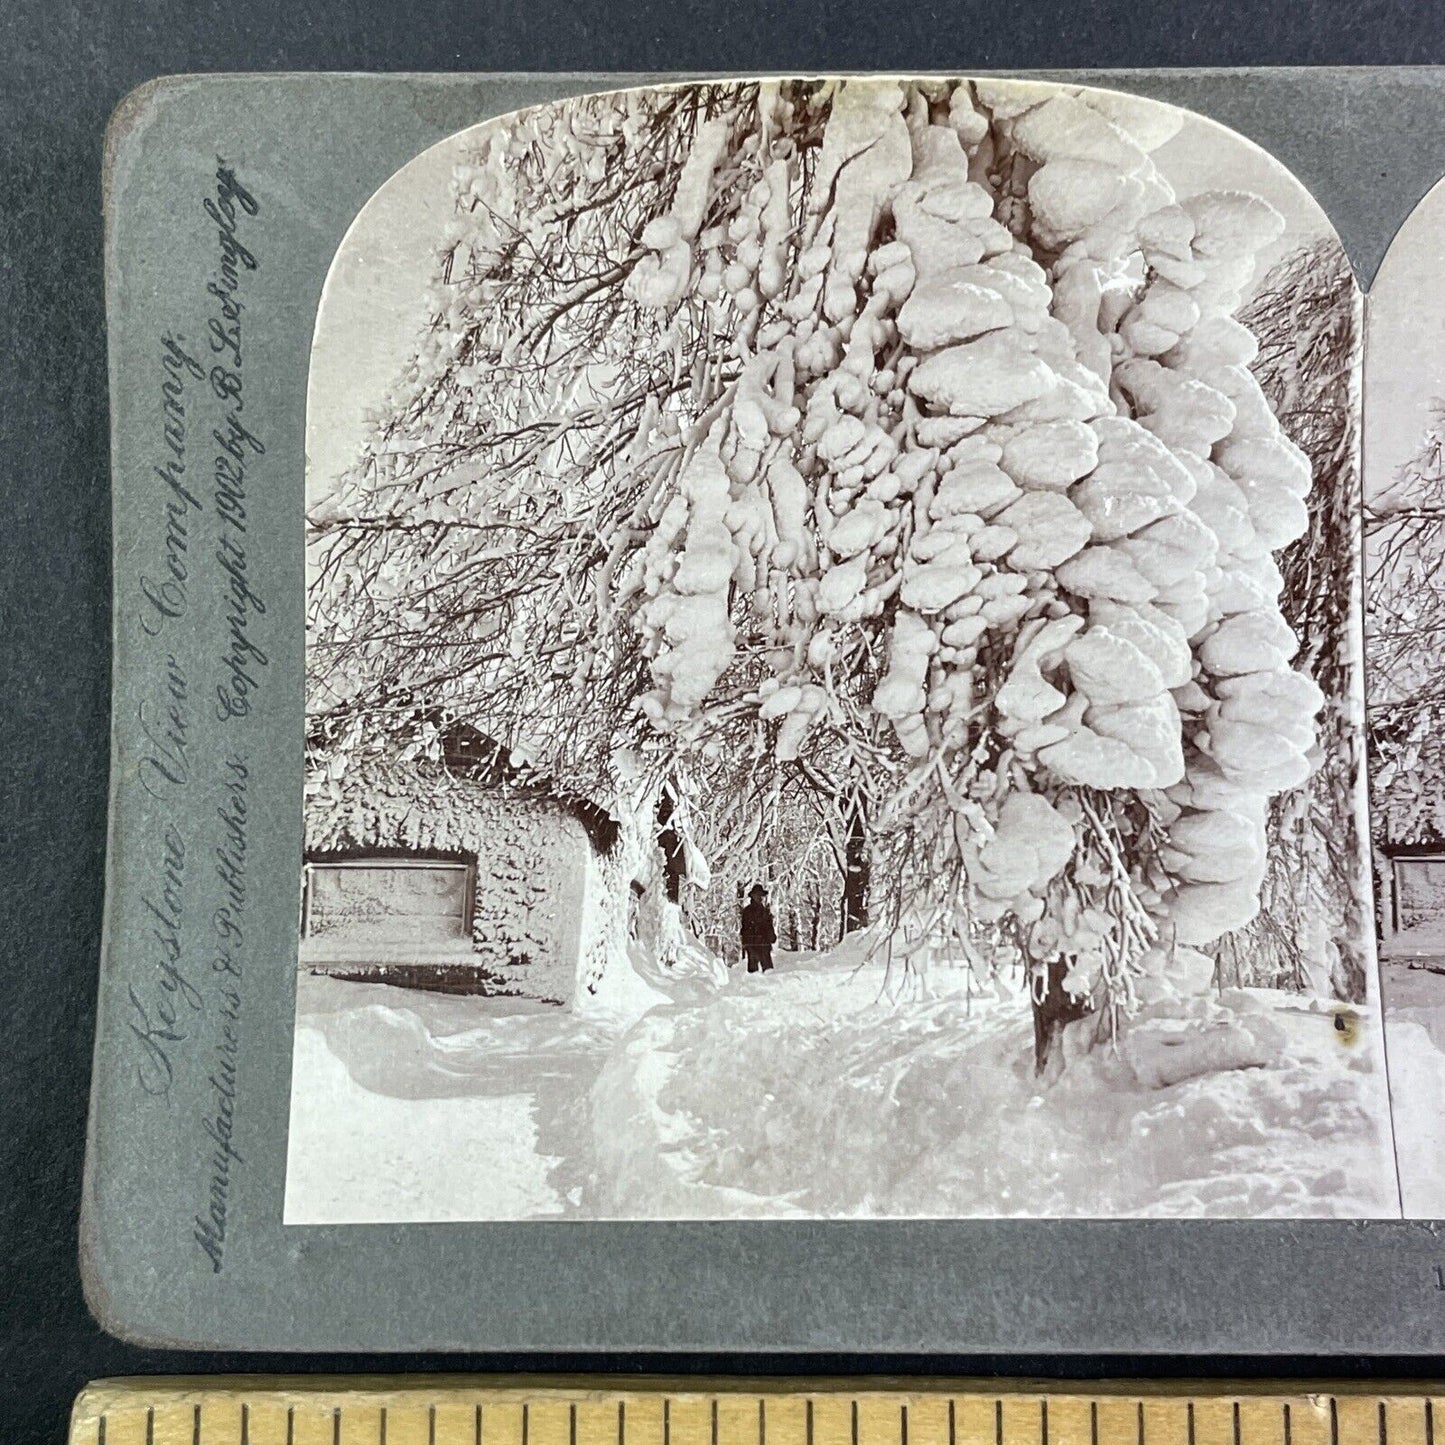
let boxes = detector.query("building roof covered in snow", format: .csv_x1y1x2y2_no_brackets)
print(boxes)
307,711,620,855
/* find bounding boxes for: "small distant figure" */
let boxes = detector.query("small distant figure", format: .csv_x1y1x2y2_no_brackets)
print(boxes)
741,883,776,974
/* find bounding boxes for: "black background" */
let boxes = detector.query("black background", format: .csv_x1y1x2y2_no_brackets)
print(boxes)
7,2,1445,1441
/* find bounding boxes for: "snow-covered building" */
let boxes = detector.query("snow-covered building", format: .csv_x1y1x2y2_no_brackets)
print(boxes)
301,720,618,1003
1377,835,1445,939
1370,721,1445,940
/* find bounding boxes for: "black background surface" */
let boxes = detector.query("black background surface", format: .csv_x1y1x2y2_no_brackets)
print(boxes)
6,2,1445,1441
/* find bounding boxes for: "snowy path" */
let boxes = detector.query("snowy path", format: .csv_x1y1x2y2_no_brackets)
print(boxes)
590,953,1401,1219
284,973,613,1223
285,955,1404,1222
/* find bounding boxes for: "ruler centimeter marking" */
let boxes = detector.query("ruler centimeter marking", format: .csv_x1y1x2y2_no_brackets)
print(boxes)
69,1384,1445,1445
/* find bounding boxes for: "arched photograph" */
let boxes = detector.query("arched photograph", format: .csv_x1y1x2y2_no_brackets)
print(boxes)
1364,172,1445,1219
283,76,1401,1223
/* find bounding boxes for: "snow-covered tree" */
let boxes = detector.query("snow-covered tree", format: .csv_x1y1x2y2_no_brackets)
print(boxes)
1210,240,1366,1000
310,78,1323,1066
1368,404,1445,863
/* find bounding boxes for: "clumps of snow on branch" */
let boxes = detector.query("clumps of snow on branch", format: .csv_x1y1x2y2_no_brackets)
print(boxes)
968,793,1077,907
637,437,739,717
627,117,733,308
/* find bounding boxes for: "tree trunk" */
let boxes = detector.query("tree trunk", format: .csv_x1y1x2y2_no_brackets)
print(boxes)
1030,956,1092,1074
840,804,870,937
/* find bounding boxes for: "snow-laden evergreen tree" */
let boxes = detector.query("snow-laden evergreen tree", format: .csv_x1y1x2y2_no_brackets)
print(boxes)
1368,404,1445,872
310,79,1324,1064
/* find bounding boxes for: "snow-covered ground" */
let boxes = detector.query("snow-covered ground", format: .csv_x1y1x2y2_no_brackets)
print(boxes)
1377,931,1445,1218
284,974,613,1222
285,945,1405,1222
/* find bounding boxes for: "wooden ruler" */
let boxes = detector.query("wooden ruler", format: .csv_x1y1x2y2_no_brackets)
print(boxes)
68,1381,1444,1445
